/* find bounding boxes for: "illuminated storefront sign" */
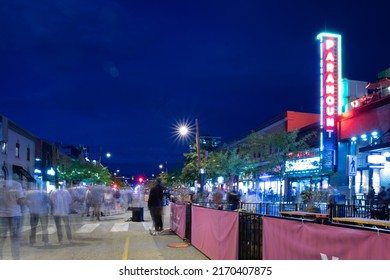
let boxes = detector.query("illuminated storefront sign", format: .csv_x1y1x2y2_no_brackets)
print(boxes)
286,156,320,173
317,32,341,170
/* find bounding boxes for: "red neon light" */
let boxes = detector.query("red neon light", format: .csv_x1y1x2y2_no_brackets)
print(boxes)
322,38,338,132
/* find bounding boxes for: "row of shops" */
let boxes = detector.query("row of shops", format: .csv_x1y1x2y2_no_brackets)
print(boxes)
219,33,390,201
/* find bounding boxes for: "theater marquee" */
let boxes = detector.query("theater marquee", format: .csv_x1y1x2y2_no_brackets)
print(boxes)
317,32,341,170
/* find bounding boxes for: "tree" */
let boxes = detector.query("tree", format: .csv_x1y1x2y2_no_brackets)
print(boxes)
57,158,113,186
207,149,248,190
181,152,199,186
243,129,316,203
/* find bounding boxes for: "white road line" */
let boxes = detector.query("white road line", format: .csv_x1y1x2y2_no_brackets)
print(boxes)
75,224,99,233
21,225,30,232
143,221,153,231
111,223,129,232
36,225,57,235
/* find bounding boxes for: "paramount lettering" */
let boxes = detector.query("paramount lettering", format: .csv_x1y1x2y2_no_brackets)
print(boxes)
317,32,340,170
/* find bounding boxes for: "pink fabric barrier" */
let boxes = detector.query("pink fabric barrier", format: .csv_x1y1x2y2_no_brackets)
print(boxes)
170,203,186,239
263,217,390,260
191,206,239,260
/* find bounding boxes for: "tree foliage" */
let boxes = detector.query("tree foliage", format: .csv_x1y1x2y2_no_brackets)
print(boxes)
57,159,113,186
243,129,317,182
180,148,247,188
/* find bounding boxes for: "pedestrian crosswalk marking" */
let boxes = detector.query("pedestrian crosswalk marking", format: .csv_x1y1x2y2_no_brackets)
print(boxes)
142,221,152,231
76,224,99,233
36,225,56,235
14,221,146,237
21,226,30,233
111,223,129,232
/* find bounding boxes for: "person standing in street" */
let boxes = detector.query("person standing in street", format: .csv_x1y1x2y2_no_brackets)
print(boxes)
0,179,26,260
26,189,50,246
50,185,73,244
82,185,93,217
228,188,240,211
367,186,375,207
326,185,336,219
148,179,164,234
90,185,104,221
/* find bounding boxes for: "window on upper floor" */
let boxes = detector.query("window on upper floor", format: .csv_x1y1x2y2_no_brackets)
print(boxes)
1,142,6,154
16,142,20,158
27,147,30,161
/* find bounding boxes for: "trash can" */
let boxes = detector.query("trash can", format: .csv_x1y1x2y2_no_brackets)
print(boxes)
132,207,144,222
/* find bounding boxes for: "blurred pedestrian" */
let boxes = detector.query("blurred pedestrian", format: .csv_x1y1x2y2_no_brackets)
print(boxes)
0,179,25,260
291,187,297,203
378,186,387,206
50,186,73,244
26,189,50,246
148,179,164,234
228,188,240,210
326,185,336,219
367,186,375,207
103,188,114,216
212,187,223,209
90,185,104,221
82,185,93,217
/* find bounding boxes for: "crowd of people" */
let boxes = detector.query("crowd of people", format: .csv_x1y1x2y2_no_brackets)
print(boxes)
0,179,142,260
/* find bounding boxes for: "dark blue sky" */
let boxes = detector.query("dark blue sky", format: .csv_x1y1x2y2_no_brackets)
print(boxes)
1,0,389,177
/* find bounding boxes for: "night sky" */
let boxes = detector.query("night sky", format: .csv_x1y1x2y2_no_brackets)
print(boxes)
1,0,389,178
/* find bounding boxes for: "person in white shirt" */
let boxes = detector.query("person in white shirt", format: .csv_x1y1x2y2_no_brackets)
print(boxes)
26,189,50,246
50,186,73,244
0,179,25,259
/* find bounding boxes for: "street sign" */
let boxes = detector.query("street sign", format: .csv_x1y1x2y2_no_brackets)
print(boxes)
347,155,357,176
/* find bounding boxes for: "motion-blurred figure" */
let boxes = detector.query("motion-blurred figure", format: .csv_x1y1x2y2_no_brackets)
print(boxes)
0,179,25,259
148,179,164,234
50,186,73,244
26,189,50,246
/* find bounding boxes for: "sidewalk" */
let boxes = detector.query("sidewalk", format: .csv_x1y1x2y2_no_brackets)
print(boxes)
4,202,209,260
123,203,209,260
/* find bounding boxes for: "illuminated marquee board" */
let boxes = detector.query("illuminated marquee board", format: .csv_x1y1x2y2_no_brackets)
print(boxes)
317,32,341,170
285,156,320,173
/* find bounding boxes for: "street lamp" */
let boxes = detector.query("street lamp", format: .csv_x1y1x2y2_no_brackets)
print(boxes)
179,118,204,194
159,161,168,174
98,147,111,164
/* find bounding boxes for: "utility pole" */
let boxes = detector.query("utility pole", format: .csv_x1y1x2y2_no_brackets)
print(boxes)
195,118,204,193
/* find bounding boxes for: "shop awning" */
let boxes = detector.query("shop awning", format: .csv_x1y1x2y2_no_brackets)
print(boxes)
359,128,390,152
359,142,390,153
12,165,36,182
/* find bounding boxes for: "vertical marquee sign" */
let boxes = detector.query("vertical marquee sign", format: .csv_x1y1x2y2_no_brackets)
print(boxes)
317,32,341,171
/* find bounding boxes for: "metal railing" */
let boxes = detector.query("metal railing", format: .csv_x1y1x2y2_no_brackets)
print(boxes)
181,200,390,260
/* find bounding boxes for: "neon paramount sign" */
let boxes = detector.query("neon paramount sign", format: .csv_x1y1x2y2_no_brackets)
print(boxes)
319,34,340,137
317,32,341,169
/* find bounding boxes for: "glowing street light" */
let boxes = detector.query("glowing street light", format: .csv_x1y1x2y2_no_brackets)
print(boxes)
98,147,111,164
178,118,204,193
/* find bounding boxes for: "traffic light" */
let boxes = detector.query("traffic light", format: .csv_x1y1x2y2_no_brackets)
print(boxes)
138,177,144,183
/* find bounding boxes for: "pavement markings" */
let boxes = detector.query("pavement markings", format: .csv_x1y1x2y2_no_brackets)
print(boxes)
75,224,99,233
142,221,153,231
21,225,30,232
111,223,129,232
36,225,56,235
17,221,141,237
122,236,130,260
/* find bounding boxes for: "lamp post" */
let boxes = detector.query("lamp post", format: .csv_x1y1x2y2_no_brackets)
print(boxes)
179,118,204,195
159,162,168,174
98,146,111,165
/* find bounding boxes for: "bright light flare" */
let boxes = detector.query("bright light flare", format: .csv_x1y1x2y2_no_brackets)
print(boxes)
179,126,189,136
171,119,194,144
